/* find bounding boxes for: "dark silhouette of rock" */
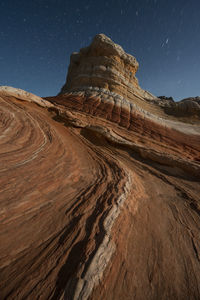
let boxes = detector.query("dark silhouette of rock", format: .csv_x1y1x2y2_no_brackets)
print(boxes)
158,95,174,101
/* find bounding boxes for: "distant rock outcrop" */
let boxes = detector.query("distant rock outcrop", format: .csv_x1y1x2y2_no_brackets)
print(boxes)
147,95,200,117
177,99,200,115
181,96,200,104
60,34,157,101
157,96,200,117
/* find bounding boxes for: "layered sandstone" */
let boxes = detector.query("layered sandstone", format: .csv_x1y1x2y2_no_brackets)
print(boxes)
0,86,53,108
60,34,156,101
172,98,200,116
150,95,200,117
1,35,200,300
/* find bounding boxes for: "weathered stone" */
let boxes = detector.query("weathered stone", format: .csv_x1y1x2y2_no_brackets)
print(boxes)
59,34,157,101
1,34,200,300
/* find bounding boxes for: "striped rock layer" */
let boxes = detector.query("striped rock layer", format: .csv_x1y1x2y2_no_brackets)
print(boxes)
60,34,156,101
0,85,200,300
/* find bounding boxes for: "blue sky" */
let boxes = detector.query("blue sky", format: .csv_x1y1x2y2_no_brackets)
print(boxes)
0,0,199,100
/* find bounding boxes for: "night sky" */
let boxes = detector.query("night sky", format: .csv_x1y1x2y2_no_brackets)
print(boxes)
1,0,199,100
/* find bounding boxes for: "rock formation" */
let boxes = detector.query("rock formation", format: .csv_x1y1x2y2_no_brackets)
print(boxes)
151,95,200,117
60,34,156,101
0,34,200,300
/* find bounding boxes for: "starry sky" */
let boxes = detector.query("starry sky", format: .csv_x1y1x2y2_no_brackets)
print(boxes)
1,0,199,100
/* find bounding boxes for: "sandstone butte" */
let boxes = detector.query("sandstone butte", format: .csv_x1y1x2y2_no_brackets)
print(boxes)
0,34,200,300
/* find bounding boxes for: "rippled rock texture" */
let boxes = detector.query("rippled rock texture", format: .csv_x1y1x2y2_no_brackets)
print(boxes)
60,34,156,101
0,83,200,300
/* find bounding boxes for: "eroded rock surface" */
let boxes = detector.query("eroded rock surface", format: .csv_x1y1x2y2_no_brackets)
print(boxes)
151,95,200,117
60,34,156,101
0,35,200,300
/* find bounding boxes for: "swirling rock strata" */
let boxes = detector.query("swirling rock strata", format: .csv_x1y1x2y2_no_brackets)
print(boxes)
0,89,132,299
1,85,200,300
0,37,200,300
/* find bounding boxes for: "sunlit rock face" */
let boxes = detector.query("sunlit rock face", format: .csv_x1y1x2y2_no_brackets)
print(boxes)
0,35,200,300
60,34,156,101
